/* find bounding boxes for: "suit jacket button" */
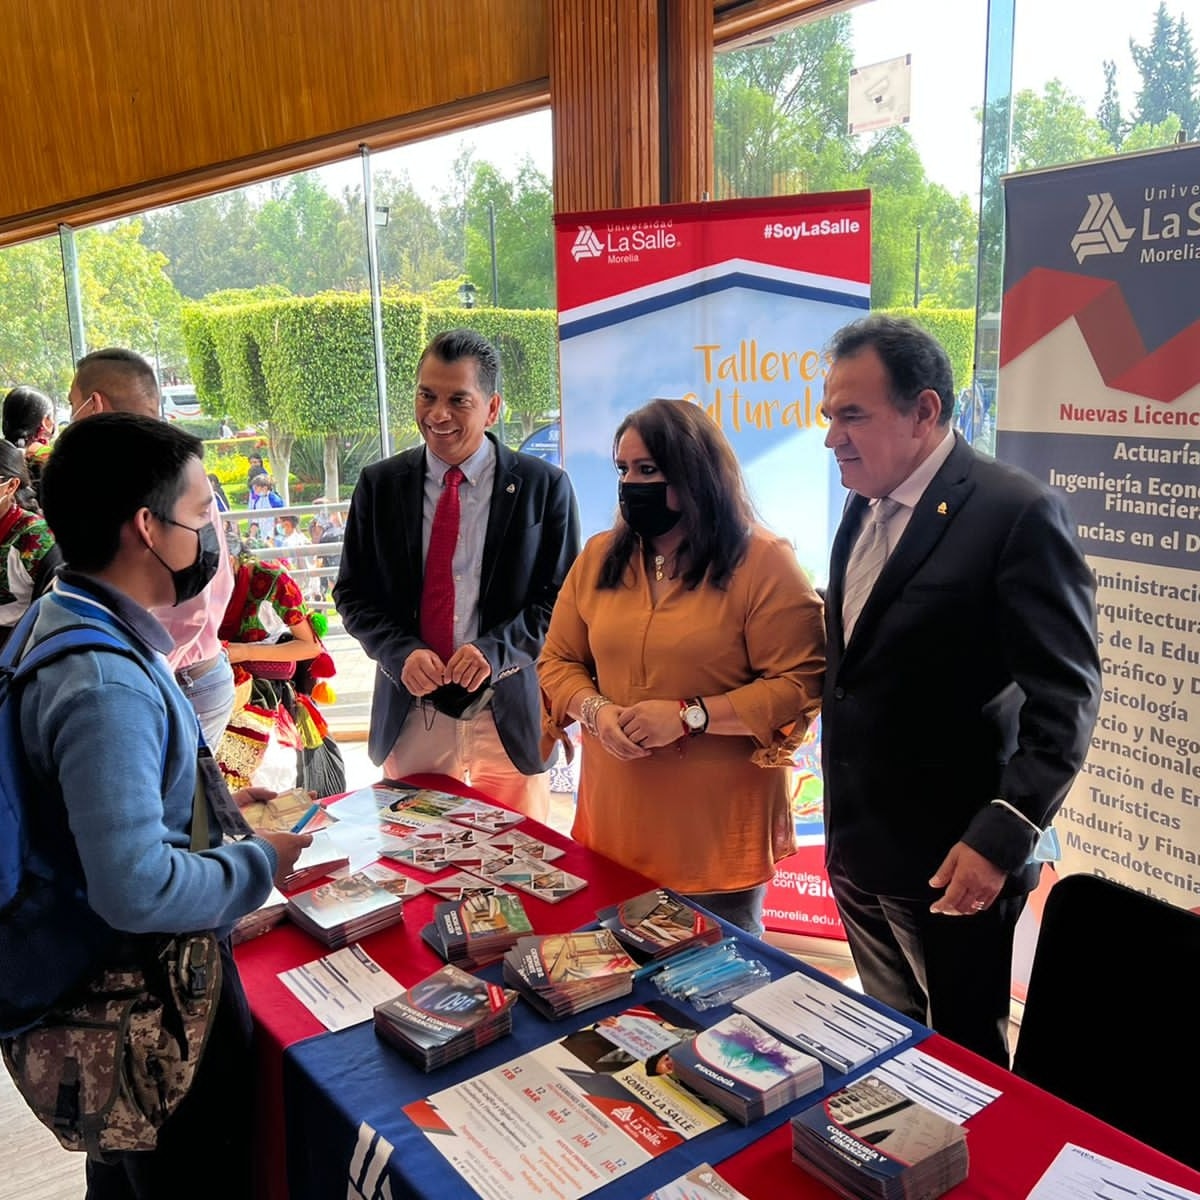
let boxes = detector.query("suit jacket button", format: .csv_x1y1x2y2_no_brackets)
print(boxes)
833,686,845,700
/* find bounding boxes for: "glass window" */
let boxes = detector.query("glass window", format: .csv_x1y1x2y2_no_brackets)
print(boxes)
38,111,554,745
0,233,74,419
1011,0,1192,170
715,0,987,424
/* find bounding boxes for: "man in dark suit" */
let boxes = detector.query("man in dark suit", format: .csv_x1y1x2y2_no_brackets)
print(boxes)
819,315,1100,1066
334,329,580,820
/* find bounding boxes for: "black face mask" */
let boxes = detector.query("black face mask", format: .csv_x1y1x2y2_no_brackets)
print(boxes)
618,481,681,539
151,518,222,606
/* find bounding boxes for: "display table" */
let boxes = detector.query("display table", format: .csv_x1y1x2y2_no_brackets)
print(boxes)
238,777,1200,1200
282,911,928,1200
235,774,657,1200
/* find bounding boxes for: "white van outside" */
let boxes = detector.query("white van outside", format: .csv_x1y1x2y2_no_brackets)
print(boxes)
160,384,202,421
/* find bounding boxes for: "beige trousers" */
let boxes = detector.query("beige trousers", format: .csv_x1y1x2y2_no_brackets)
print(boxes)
383,704,550,822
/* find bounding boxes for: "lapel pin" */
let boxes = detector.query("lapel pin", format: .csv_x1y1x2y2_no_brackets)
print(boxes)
506,483,516,494
937,501,948,515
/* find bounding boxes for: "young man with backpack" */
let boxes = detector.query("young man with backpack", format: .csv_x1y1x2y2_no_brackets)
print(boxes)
0,413,311,1199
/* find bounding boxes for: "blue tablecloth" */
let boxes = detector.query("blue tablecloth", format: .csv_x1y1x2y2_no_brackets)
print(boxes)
282,911,930,1200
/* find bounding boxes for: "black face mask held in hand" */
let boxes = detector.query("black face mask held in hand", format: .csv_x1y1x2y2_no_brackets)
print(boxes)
151,519,222,605
618,481,681,539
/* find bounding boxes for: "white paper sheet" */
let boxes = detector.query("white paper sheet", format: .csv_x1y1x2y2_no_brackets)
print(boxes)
1026,1143,1200,1200
873,1045,1001,1124
278,944,402,1031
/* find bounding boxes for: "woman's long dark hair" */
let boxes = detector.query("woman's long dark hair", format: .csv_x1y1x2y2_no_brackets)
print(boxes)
0,439,38,511
598,399,756,591
2,386,53,448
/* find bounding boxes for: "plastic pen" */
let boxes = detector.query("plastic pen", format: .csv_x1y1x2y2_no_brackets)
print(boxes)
290,803,321,833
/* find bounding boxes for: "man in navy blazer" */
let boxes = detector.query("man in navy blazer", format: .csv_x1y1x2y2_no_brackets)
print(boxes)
819,316,1100,1066
335,329,580,820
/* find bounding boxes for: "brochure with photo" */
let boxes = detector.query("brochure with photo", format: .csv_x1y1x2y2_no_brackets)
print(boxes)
287,868,408,947
598,889,723,961
424,871,510,901
478,851,588,903
374,963,518,1070
668,1012,823,1124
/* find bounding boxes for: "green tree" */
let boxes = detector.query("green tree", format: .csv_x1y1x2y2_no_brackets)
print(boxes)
714,17,855,198
914,185,978,310
142,191,266,299
0,236,75,398
1120,112,1184,151
77,221,186,377
1010,80,1114,172
855,128,926,308
1130,3,1200,134
462,159,555,310
436,148,476,271
372,169,458,293
254,172,365,295
1097,59,1124,144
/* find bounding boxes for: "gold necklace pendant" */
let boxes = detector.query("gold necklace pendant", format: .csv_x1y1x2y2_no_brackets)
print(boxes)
653,554,666,582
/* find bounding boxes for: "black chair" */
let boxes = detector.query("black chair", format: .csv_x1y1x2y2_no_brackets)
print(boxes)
1012,873,1200,1168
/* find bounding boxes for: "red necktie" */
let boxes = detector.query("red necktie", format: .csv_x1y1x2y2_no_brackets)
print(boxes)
419,466,464,663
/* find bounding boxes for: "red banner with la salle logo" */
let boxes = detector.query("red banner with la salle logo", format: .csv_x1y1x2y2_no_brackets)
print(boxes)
554,192,873,940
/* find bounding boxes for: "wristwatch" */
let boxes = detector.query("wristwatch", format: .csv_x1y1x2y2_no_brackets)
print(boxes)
679,697,709,736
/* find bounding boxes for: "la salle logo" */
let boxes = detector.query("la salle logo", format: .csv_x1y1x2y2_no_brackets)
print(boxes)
571,225,604,262
1071,192,1135,263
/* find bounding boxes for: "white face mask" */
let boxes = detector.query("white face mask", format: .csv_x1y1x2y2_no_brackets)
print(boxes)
70,394,97,423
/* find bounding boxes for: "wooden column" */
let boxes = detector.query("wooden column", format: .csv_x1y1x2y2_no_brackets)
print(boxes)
549,0,712,213
662,0,714,205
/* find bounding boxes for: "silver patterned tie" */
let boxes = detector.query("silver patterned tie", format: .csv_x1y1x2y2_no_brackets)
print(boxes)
841,497,901,642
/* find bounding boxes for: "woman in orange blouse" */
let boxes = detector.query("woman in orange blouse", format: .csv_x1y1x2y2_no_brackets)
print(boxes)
538,400,825,934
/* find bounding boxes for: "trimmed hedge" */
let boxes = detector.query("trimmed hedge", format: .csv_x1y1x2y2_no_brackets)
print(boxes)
183,293,557,443
878,307,975,396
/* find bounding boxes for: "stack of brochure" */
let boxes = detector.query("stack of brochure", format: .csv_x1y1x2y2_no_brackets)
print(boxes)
597,889,724,962
733,972,911,1073
421,893,534,969
373,964,519,1071
790,1075,969,1200
232,886,289,944
287,865,415,947
502,930,639,1019
667,1012,823,1124
279,830,351,892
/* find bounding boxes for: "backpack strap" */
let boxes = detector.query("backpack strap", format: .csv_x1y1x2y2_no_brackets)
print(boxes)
8,614,254,849
13,625,138,682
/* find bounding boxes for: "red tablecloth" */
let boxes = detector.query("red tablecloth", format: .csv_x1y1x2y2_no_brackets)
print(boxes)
235,774,657,1200
238,775,1200,1199
717,1033,1200,1197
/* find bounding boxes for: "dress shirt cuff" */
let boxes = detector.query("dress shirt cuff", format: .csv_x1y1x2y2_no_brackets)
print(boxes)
961,799,1040,874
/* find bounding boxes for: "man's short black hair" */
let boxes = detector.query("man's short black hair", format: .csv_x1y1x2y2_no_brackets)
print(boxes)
829,315,957,426
41,413,203,572
418,328,501,396
74,347,160,414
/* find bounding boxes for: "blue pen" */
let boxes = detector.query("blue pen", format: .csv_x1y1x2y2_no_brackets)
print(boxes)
290,803,321,833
